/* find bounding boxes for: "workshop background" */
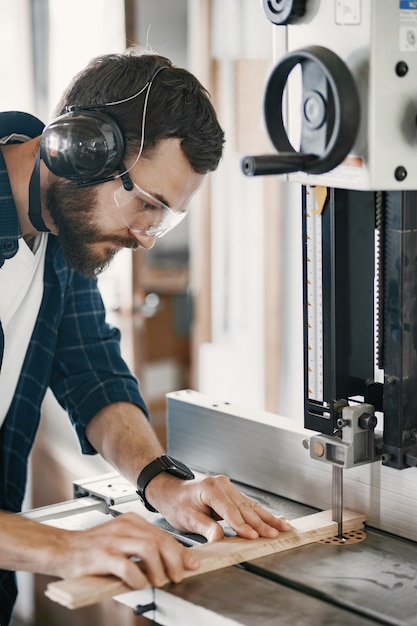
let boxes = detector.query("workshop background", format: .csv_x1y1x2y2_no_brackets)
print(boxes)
1,1,302,625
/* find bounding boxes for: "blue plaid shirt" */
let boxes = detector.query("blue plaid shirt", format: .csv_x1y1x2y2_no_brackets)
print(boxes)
0,142,148,624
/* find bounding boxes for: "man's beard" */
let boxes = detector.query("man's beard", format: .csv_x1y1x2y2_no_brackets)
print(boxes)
46,179,138,277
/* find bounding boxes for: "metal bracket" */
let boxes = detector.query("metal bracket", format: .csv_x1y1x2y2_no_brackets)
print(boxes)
307,404,381,469
73,472,138,507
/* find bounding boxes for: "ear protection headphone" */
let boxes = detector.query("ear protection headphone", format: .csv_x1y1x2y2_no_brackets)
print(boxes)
40,108,125,185
39,65,168,188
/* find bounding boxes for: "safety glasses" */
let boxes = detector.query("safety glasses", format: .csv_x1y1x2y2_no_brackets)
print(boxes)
114,179,188,239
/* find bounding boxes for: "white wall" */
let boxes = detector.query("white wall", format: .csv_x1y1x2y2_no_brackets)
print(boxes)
197,0,276,410
0,0,35,112
194,0,304,420
47,0,126,117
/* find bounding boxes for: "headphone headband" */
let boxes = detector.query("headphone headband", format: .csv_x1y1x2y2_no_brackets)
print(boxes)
66,65,169,114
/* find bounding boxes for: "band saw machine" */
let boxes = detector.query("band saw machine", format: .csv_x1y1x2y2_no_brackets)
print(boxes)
28,1,417,624
241,0,417,536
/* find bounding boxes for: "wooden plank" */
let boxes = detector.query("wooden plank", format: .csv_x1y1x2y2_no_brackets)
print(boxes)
45,508,365,610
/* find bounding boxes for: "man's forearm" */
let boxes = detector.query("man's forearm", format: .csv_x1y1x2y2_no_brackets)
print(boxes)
85,402,165,485
0,511,66,574
84,402,293,544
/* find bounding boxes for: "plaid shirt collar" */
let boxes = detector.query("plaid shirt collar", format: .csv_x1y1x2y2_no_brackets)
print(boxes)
0,149,21,268
0,112,45,268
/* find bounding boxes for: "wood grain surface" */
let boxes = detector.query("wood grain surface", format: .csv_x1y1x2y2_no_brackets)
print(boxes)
45,508,365,609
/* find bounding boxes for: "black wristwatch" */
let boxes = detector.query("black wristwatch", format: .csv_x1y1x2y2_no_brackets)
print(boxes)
136,454,195,512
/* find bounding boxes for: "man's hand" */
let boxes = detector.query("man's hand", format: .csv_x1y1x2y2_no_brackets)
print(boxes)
146,473,292,542
57,512,199,587
0,511,199,590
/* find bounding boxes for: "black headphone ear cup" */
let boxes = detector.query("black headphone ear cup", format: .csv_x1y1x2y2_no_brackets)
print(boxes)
40,110,125,183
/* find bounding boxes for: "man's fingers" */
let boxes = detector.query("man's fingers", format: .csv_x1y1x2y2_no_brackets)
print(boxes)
196,477,292,539
234,502,292,537
66,512,200,589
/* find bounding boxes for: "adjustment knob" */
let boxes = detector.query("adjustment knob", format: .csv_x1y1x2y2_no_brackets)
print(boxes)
358,412,377,431
263,0,308,25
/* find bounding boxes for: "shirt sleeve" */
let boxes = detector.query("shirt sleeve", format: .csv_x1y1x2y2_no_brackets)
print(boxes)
49,271,149,455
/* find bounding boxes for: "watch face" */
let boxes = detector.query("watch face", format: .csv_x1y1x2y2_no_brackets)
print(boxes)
161,456,177,471
164,456,194,480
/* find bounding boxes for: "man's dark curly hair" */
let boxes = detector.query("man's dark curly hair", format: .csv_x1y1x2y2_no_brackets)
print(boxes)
54,48,225,174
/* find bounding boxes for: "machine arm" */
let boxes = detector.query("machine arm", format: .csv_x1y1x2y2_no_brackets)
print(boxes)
303,186,417,470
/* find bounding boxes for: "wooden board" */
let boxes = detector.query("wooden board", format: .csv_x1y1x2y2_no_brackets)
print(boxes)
45,508,365,610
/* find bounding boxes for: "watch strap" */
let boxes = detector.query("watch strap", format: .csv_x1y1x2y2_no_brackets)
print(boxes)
137,455,194,512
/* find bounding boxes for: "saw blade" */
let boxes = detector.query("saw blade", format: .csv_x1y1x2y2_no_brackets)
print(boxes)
332,465,344,538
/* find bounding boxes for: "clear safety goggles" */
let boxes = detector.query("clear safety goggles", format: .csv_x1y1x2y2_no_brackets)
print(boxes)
114,180,188,240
